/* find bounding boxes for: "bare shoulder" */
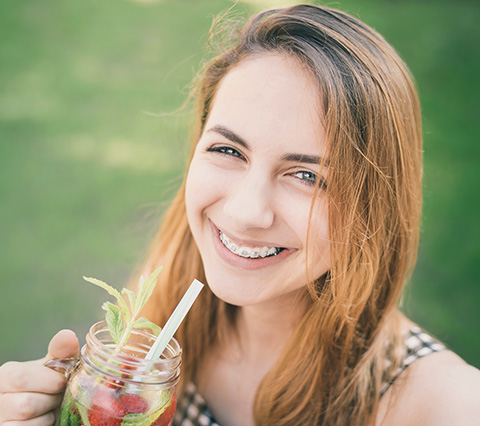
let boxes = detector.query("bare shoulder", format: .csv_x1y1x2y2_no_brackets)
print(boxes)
377,350,480,426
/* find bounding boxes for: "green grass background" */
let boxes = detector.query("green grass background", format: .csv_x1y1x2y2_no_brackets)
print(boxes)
1,0,478,367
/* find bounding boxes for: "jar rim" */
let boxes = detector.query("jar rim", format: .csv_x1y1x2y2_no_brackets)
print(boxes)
84,320,182,385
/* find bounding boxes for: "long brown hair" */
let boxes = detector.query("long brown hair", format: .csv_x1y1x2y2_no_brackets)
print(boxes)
141,4,422,425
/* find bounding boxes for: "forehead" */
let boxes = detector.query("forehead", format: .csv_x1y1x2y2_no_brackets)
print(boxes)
206,54,326,156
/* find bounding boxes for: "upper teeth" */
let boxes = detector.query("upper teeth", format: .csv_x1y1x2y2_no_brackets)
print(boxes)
219,231,281,259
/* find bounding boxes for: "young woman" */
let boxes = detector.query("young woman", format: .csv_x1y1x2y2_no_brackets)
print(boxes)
0,4,478,426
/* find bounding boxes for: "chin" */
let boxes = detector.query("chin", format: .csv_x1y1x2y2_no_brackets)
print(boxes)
205,281,254,307
202,272,262,307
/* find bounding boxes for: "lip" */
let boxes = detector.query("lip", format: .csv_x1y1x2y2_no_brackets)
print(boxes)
210,221,294,270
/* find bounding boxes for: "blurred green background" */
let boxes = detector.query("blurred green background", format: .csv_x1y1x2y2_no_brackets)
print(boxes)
1,0,478,367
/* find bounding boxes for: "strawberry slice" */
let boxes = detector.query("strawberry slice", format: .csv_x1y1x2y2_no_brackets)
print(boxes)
102,377,125,390
152,393,176,426
88,385,128,426
120,393,149,413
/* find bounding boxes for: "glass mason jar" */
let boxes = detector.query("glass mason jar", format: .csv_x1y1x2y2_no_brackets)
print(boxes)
46,321,182,426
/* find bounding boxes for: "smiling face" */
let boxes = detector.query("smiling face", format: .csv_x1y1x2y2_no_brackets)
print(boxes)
185,54,330,309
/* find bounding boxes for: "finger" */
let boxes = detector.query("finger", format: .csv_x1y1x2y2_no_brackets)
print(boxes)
0,361,66,394
45,329,79,361
1,411,55,426
0,392,62,422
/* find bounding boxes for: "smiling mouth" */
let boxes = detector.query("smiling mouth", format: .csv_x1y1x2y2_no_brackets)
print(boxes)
219,230,285,259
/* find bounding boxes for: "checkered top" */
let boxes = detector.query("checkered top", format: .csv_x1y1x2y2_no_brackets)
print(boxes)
173,381,220,426
173,327,445,425
380,326,445,396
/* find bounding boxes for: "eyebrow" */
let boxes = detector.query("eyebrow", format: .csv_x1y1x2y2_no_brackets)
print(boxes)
280,153,322,165
207,124,327,166
207,125,249,150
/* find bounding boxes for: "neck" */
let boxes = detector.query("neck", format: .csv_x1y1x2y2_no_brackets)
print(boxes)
234,288,311,365
196,289,311,426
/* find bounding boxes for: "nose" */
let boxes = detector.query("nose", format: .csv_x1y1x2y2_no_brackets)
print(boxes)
223,171,275,231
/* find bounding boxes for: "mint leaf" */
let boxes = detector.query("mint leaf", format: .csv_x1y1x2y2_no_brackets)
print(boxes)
121,413,158,426
57,391,72,426
58,391,90,426
122,288,137,313
84,276,130,321
133,317,162,336
121,391,172,426
69,410,81,426
85,269,163,353
76,402,92,426
133,267,163,318
102,302,125,345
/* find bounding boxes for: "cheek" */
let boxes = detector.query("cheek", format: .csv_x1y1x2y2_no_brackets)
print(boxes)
185,160,225,225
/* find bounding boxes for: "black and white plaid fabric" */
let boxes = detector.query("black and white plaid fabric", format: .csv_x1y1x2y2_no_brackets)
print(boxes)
173,327,445,425
380,326,445,396
173,381,220,426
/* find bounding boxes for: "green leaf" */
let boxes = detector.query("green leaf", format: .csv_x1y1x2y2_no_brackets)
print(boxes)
120,391,172,426
57,391,72,426
76,402,92,426
84,267,164,353
121,412,158,426
133,267,163,317
133,317,161,336
122,288,137,313
69,409,81,426
84,276,130,322
102,302,125,345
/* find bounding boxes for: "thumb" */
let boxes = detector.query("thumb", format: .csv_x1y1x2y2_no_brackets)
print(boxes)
46,329,80,360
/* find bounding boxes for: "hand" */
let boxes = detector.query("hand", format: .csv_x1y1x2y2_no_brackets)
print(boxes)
0,330,79,425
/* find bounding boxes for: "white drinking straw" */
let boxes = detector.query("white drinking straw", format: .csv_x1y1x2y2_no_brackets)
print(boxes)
145,279,204,361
